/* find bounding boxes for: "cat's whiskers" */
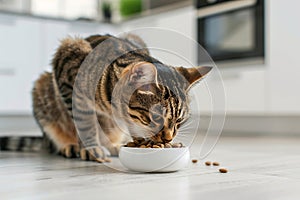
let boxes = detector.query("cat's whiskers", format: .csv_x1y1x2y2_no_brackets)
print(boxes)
175,132,190,138
179,122,194,128
179,121,196,131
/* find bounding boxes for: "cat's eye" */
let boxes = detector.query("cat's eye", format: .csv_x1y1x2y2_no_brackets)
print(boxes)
151,114,163,124
176,118,184,123
129,114,149,125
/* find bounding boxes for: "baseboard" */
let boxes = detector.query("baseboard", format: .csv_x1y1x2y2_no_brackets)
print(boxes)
199,114,300,137
0,115,41,136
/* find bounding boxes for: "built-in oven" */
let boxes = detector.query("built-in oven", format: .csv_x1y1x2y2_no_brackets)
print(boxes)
196,0,265,66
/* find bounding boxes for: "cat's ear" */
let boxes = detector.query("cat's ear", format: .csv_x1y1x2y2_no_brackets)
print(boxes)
176,66,213,90
126,62,158,95
128,62,158,87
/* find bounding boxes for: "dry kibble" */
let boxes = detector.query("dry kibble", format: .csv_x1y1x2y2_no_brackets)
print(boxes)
192,159,198,163
219,168,228,173
171,143,183,148
126,142,136,147
125,140,184,149
133,137,145,145
146,143,152,148
212,162,220,166
205,161,211,166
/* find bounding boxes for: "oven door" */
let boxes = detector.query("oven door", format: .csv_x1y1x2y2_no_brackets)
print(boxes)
197,0,265,65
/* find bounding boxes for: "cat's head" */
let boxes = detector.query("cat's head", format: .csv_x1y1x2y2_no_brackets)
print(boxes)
115,61,212,143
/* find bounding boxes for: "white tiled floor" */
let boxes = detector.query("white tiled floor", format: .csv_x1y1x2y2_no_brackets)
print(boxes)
1,136,300,200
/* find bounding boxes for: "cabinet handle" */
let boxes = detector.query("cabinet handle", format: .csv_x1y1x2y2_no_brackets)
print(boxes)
197,0,256,17
0,68,15,76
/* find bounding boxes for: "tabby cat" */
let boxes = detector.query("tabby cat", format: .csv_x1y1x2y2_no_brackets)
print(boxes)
6,34,212,162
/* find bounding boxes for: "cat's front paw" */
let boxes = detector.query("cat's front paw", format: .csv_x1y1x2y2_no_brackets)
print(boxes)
80,147,111,163
60,144,80,158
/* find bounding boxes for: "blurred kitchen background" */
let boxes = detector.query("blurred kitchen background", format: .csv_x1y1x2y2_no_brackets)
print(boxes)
0,0,299,137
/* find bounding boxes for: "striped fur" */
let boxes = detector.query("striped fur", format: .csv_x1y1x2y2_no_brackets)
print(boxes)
0,136,43,152
29,34,212,162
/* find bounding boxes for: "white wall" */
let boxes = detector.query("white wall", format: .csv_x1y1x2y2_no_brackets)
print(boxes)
267,0,300,114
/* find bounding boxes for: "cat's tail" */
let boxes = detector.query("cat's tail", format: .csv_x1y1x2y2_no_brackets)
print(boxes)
0,136,46,152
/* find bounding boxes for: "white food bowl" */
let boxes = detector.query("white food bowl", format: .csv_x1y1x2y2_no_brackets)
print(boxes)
119,146,190,172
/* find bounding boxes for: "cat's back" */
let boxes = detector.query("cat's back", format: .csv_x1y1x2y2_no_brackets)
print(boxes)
85,34,148,51
85,34,113,49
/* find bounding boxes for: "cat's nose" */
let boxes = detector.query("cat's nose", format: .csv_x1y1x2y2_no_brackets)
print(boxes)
161,130,172,142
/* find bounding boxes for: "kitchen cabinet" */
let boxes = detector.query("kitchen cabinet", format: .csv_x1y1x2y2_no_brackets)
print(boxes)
0,14,42,114
120,6,266,115
40,20,119,71
0,13,118,114
221,69,266,114
190,68,266,115
120,7,196,66
266,0,300,114
1,1,300,116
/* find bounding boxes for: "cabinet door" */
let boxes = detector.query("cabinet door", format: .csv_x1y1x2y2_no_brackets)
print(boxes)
267,0,300,114
40,20,118,71
0,15,42,114
40,20,69,71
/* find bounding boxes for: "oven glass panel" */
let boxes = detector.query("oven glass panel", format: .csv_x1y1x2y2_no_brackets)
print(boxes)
197,0,264,63
204,9,255,55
